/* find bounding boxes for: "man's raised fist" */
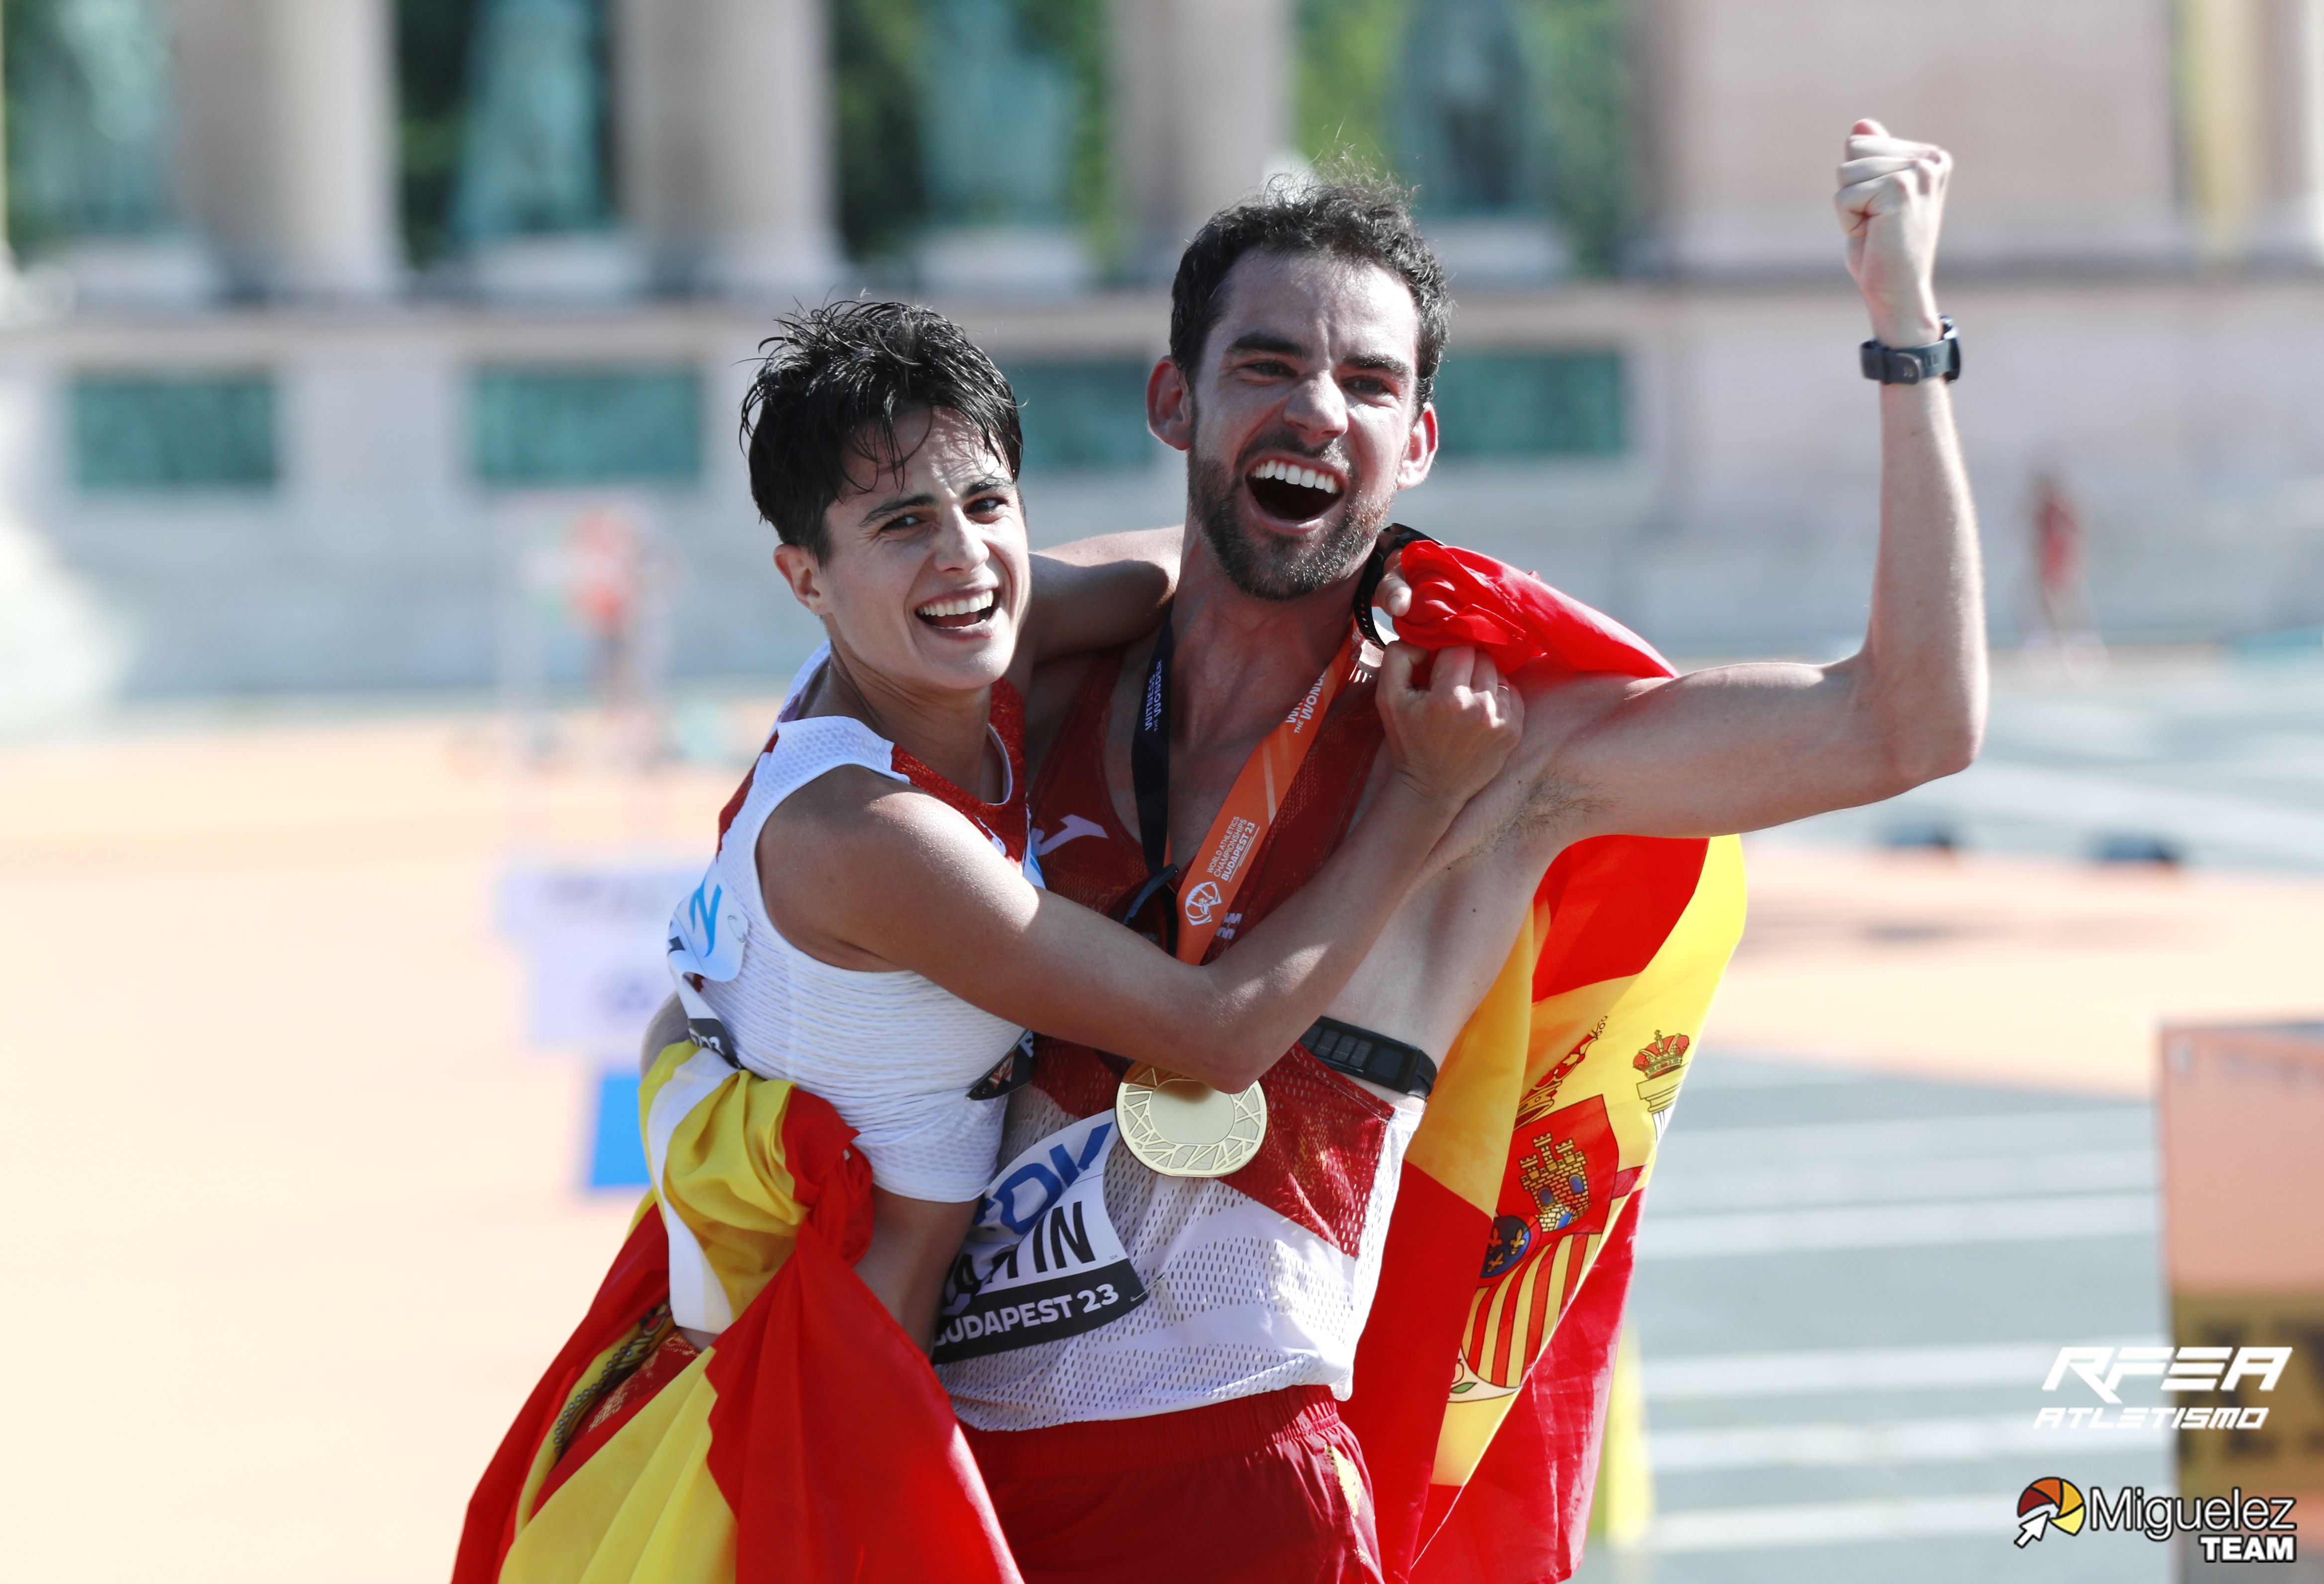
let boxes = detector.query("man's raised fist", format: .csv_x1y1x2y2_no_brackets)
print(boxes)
1835,119,1950,349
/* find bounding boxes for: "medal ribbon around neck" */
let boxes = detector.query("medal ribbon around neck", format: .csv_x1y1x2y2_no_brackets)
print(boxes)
1115,611,1376,1178
1132,614,1371,964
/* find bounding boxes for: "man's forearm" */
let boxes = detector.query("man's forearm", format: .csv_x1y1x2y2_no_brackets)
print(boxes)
1835,118,1985,790
1854,374,1985,785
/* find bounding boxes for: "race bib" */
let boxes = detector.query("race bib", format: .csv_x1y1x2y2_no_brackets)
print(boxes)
930,1111,1148,1364
668,864,751,982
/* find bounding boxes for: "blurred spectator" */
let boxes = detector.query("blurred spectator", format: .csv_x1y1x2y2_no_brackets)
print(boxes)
567,507,641,707
2024,469,2105,680
564,506,675,767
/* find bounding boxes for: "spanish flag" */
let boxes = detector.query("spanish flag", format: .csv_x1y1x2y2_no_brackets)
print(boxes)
1348,543,1745,1583
453,1060,1021,1584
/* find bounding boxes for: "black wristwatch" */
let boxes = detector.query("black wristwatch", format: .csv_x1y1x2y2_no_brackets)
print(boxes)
1860,316,1960,384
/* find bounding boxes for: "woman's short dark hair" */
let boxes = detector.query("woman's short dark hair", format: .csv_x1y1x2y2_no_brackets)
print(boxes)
1168,174,1451,404
740,300,1023,559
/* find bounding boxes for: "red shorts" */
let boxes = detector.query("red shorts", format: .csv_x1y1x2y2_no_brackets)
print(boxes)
963,1386,1382,1584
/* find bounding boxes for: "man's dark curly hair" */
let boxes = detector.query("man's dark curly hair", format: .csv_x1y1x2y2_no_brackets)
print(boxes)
740,300,1023,559
1169,174,1451,404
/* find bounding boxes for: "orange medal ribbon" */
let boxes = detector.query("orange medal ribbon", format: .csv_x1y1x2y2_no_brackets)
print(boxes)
1165,628,1369,963
1115,619,1374,1177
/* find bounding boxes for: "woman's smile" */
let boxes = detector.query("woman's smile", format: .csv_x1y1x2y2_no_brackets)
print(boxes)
915,586,1003,632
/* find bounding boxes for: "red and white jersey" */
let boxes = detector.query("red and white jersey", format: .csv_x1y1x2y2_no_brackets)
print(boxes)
671,647,1042,1208
936,646,1421,1432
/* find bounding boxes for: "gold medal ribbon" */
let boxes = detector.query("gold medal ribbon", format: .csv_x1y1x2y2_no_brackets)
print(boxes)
1116,618,1372,1177
1167,628,1366,964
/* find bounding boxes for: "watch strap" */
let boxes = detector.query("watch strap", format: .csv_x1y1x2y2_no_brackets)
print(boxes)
1860,315,1960,384
1302,1015,1438,1099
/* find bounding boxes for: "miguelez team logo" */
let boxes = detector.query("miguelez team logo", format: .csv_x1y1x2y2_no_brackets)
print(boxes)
2015,1478,2085,1546
2013,1476,2298,1560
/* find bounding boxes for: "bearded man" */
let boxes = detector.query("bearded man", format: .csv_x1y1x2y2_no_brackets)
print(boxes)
942,120,1977,1584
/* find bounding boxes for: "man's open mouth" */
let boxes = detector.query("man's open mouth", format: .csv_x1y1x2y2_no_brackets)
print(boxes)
1245,458,1345,523
915,590,999,630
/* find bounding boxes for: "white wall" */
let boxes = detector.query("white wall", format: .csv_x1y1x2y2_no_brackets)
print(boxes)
1637,0,2189,274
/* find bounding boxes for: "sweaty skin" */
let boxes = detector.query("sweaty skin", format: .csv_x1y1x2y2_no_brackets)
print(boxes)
1027,118,1983,1077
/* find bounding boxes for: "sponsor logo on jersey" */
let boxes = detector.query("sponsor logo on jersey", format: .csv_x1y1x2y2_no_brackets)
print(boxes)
932,1111,1149,1364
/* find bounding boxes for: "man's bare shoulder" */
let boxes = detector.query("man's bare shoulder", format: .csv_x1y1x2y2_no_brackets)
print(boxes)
1463,665,1653,845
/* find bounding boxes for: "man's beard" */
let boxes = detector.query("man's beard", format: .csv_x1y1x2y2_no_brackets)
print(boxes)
1188,435,1389,603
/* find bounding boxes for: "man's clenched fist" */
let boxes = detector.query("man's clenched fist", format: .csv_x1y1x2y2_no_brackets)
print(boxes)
1836,118,1950,350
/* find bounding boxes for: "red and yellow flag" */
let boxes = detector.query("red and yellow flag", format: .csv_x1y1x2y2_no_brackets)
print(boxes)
454,1066,1020,1584
1345,543,1746,1583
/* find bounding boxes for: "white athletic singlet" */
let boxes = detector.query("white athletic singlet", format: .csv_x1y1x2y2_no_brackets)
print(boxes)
936,1081,1422,1430
931,638,1424,1431
671,648,1042,1203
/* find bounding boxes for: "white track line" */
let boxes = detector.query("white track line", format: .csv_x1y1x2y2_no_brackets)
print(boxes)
1677,1058,1873,1091
1648,1494,2011,1552
1664,1109,2151,1167
1650,1411,2169,1471
1643,1338,2165,1400
1900,758,2324,868
1639,1192,2154,1258
1646,1148,2155,1212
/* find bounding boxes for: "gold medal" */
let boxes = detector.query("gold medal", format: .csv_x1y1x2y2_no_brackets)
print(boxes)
1115,1064,1267,1178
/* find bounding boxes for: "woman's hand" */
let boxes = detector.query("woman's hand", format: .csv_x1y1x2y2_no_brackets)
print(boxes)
1375,641,1524,810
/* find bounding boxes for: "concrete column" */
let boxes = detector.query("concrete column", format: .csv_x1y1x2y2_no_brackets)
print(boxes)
1113,0,1293,277
696,0,842,297
176,0,267,283
2177,0,2324,264
611,0,707,287
2181,0,2265,262
1179,0,1293,223
1112,0,1176,275
2250,0,2324,261
261,0,400,297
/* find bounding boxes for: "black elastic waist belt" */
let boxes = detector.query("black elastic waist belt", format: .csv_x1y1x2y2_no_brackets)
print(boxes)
1301,1015,1437,1099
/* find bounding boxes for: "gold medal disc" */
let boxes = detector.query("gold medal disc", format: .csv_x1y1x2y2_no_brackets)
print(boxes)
1115,1064,1267,1178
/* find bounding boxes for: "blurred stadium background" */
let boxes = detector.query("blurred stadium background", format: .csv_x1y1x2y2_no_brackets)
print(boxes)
1,2,2321,1583
1,0,2322,712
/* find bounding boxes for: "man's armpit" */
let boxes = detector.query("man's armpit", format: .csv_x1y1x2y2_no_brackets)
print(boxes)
1516,768,1602,841
1431,759,1599,874
1502,669,1649,845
